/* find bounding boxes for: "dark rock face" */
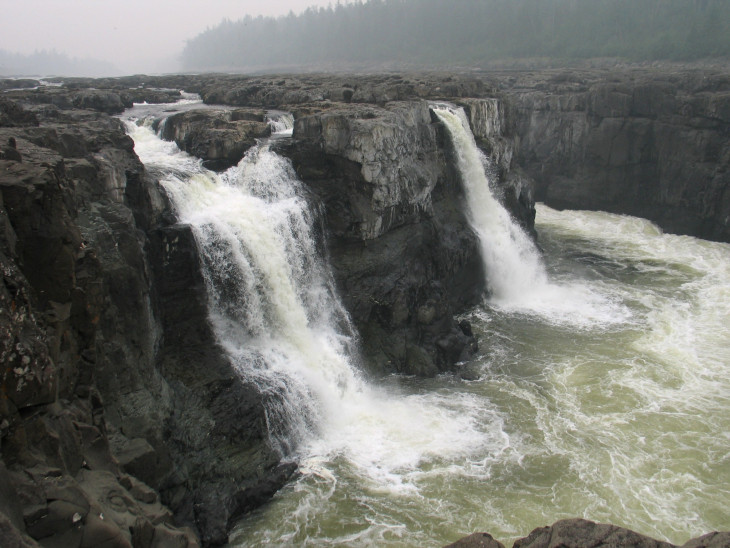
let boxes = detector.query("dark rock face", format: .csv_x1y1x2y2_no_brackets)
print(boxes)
496,68,730,243
0,85,287,546
160,108,271,170
512,519,675,548
282,100,484,375
449,518,730,548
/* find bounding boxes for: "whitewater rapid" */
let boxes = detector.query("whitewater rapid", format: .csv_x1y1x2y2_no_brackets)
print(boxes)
431,105,629,328
123,100,730,547
123,107,505,493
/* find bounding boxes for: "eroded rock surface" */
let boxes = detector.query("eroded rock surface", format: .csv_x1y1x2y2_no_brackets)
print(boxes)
0,82,289,546
493,68,730,242
448,519,730,548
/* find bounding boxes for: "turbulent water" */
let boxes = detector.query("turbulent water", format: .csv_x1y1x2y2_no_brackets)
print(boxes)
124,100,730,547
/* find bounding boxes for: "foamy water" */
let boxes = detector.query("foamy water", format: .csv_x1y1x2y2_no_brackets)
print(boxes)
123,101,730,547
229,204,730,547
124,108,503,493
432,105,630,328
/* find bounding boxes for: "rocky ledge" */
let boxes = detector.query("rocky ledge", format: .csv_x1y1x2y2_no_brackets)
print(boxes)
485,67,730,242
447,518,730,548
2,69,728,547
0,83,293,546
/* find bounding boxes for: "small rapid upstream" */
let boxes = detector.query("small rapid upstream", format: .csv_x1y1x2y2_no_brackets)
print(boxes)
123,99,730,547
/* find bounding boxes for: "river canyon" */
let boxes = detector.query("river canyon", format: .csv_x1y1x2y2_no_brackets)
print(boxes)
0,69,729,547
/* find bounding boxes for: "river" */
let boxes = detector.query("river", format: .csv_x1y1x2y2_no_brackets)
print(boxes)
123,100,730,547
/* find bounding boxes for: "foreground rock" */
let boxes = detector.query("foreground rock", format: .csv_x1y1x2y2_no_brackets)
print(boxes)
447,518,730,548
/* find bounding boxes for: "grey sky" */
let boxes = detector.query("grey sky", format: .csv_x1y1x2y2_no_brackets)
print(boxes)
1,0,341,74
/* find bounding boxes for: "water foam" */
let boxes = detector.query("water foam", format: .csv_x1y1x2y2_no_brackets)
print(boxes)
125,113,504,484
431,105,628,328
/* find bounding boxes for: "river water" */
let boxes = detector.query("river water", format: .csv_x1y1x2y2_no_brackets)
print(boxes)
230,203,730,547
122,101,730,547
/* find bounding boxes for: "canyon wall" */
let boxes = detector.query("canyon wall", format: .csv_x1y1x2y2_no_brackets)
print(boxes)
0,87,291,546
491,68,730,242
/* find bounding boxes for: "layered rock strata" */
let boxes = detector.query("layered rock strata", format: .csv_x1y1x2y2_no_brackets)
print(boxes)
283,100,484,375
491,68,730,242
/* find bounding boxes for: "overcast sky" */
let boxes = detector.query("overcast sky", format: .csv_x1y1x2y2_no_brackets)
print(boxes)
1,0,341,74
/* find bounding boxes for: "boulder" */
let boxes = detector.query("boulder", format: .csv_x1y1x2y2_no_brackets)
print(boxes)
513,519,675,548
448,519,730,548
159,108,270,170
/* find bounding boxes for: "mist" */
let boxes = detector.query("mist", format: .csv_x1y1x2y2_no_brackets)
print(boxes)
181,0,730,73
2,0,728,78
0,0,339,76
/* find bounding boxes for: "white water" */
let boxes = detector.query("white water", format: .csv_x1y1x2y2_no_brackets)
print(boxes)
266,111,295,136
122,100,730,547
123,107,501,482
432,105,629,328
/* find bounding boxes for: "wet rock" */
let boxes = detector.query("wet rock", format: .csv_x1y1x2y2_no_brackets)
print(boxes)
285,100,487,375
445,532,505,548
159,109,270,170
512,518,675,548
449,519,730,548
0,510,40,548
681,532,730,548
499,68,730,242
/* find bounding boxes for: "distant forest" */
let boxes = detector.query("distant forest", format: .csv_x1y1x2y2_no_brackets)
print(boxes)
182,0,730,71
0,50,116,77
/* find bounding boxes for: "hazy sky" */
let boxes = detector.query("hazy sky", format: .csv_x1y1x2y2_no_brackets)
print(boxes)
1,0,341,74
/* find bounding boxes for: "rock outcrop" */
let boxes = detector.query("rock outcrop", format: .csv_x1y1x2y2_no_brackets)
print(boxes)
159,108,271,170
492,68,730,242
5,68,726,546
0,82,291,546
283,100,484,375
447,518,730,548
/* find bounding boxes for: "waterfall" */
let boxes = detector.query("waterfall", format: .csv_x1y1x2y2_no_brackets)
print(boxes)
266,111,295,136
432,104,629,326
126,114,361,454
124,107,496,483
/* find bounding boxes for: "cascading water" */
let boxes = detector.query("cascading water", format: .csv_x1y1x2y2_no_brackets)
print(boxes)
122,98,730,547
123,102,498,474
266,111,295,136
125,112,362,452
431,105,627,326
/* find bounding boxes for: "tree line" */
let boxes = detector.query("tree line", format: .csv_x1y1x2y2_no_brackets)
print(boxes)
181,0,730,71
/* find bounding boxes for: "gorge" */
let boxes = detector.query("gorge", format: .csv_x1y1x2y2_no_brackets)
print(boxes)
1,69,729,547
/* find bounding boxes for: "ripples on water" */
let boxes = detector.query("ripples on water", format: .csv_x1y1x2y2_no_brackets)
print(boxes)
124,99,729,547
231,205,730,547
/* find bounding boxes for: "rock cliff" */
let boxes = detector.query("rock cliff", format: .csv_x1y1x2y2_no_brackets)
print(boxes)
490,68,730,242
283,100,484,375
0,82,292,546
4,68,726,547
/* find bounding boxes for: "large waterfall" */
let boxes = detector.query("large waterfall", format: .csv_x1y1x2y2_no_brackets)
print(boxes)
431,105,627,327
124,107,495,477
123,99,730,547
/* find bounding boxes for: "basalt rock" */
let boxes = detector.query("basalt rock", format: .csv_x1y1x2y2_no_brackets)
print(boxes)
196,73,490,108
495,68,730,243
448,518,730,548
159,108,270,170
0,88,287,546
282,100,487,375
